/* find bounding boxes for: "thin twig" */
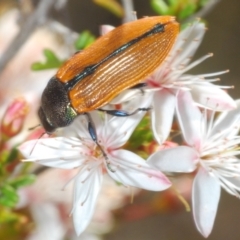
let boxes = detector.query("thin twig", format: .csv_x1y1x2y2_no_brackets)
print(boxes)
0,0,56,74
121,0,135,23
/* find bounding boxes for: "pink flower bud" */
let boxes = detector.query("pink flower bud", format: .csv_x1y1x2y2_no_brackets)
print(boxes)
1,98,29,140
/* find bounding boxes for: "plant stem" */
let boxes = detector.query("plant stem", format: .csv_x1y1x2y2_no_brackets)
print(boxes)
121,0,135,23
0,0,56,74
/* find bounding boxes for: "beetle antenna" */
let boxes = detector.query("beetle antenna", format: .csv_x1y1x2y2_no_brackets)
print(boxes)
29,131,47,156
28,124,41,131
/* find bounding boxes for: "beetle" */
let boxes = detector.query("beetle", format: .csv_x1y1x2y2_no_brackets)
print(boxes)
38,16,179,160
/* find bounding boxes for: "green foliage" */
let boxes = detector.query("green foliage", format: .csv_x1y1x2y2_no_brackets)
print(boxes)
150,0,210,21
151,0,169,15
0,139,35,224
31,31,96,71
8,175,36,189
75,30,96,50
93,0,124,17
199,0,209,7
126,115,154,159
0,172,35,207
0,185,19,208
31,49,63,71
128,116,153,149
178,3,197,20
5,147,18,164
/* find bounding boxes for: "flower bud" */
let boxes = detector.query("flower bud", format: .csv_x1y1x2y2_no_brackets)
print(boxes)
1,98,29,140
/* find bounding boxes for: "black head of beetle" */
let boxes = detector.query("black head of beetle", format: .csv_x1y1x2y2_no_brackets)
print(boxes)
38,77,77,133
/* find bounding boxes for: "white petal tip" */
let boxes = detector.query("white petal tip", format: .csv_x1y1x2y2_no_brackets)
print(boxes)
198,228,211,238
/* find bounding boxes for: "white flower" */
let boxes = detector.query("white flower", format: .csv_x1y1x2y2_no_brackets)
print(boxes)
148,91,240,237
18,168,130,239
146,21,236,144
100,21,236,145
19,97,171,236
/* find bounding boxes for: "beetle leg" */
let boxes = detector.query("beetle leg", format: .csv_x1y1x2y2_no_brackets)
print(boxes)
84,113,115,172
84,113,105,155
98,107,151,117
130,82,147,89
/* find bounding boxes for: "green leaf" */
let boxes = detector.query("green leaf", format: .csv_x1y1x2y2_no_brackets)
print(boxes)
9,174,36,189
75,31,96,50
5,147,18,164
179,3,197,20
31,49,63,70
93,0,124,17
199,0,209,7
167,0,180,15
0,185,19,207
168,0,179,6
151,0,169,15
127,116,153,150
0,150,8,164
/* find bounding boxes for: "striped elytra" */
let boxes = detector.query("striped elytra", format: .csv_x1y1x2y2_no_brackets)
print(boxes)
56,16,179,113
38,16,179,134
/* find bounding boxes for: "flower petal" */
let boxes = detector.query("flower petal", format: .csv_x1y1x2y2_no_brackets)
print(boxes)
176,90,202,149
147,146,198,173
151,89,175,144
221,176,240,196
110,88,156,103
19,138,88,169
107,149,171,191
210,99,240,138
109,89,145,104
192,168,221,238
191,82,236,111
170,22,206,68
62,114,94,140
104,93,153,148
72,165,102,236
150,22,205,87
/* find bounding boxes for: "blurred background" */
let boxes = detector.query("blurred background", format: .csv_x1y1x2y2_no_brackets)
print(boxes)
0,0,240,239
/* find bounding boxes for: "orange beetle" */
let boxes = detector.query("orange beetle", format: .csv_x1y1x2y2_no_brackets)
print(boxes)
38,16,179,149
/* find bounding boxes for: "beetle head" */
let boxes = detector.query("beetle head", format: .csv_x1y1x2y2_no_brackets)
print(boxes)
38,77,77,133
